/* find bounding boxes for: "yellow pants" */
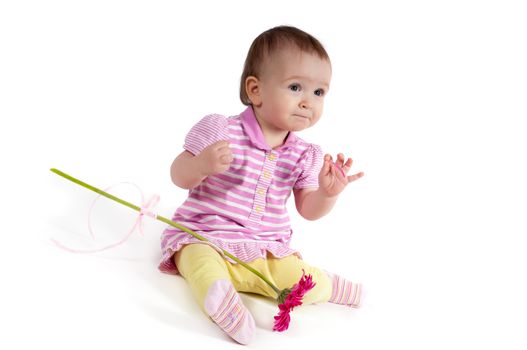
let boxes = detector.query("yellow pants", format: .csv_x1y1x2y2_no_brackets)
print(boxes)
174,243,332,314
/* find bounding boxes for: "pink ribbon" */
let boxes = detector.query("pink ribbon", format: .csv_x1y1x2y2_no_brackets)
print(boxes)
52,182,159,254
334,163,346,177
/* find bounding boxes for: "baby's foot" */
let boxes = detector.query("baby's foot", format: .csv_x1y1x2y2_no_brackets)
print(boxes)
204,279,255,345
326,271,362,308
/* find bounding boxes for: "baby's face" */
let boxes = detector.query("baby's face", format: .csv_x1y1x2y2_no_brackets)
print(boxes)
257,46,332,133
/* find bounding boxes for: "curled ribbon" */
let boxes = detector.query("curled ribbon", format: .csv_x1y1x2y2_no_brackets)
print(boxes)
52,182,159,254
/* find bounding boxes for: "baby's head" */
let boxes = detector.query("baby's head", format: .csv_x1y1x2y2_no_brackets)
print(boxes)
240,26,332,132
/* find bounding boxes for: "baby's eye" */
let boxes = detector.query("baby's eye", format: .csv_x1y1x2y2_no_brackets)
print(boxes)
289,84,301,92
314,89,325,97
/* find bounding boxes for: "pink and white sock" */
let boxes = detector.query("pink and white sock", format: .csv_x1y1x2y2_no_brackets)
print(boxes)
326,272,362,308
204,279,255,345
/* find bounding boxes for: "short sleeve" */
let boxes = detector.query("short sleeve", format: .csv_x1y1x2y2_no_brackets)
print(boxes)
293,144,323,189
183,114,229,155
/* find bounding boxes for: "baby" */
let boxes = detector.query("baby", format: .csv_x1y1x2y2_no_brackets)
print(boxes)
159,25,364,345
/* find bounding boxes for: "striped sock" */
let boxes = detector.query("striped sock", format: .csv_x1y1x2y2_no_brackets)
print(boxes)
327,272,362,308
204,280,255,345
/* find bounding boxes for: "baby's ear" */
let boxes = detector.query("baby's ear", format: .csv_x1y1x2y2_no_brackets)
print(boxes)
245,76,262,106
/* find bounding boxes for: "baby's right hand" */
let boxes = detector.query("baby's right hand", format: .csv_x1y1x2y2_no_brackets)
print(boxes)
196,140,233,176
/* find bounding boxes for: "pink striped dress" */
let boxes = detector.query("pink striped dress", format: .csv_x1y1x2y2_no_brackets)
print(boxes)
159,106,323,274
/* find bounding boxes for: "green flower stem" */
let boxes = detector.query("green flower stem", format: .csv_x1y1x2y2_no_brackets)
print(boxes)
50,168,282,297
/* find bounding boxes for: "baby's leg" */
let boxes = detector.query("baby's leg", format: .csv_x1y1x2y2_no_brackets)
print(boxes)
267,255,362,307
266,255,333,305
174,244,255,345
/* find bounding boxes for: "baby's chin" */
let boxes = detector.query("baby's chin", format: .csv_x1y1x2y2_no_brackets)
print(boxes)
287,119,315,132
288,125,310,132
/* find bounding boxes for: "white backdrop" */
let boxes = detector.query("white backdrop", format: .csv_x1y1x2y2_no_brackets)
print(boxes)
1,1,526,349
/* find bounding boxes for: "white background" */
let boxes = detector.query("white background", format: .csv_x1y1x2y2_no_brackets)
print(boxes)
1,0,526,349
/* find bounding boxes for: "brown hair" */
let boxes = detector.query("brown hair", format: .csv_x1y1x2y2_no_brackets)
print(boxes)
239,25,330,105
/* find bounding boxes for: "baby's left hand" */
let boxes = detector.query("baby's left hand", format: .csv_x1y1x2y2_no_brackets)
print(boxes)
318,153,364,197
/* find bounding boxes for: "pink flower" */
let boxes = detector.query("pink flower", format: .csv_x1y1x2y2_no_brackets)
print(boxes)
273,270,316,332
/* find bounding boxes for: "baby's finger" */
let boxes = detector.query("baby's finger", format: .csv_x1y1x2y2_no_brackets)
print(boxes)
346,171,364,183
337,153,345,167
342,158,353,173
214,140,230,151
321,156,331,175
329,162,336,177
218,146,232,156
219,154,233,164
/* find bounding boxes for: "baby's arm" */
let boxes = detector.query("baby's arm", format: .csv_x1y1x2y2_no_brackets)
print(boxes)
293,188,338,221
170,140,232,189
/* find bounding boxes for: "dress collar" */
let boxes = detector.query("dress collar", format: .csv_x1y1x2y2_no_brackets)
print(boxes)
240,106,298,152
